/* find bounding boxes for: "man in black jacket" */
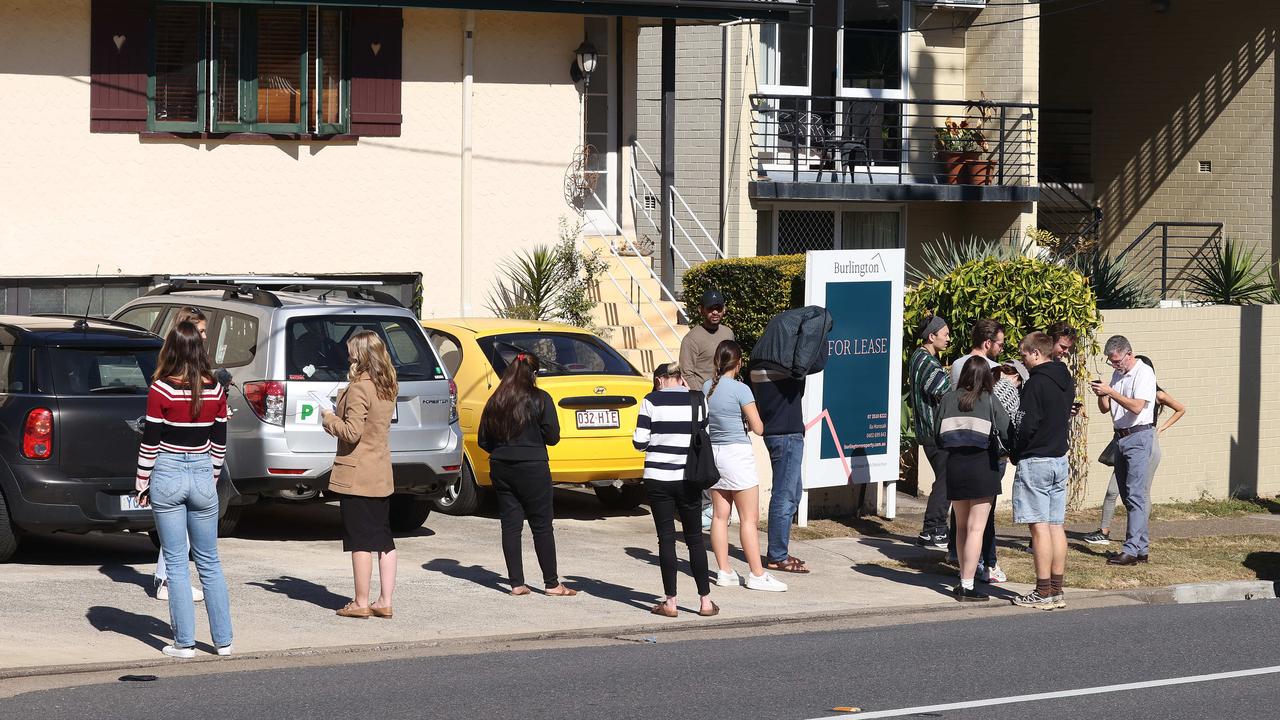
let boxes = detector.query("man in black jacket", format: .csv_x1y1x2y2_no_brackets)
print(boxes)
1011,331,1074,610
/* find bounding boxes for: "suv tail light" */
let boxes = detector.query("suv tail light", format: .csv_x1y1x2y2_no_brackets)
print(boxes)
243,381,286,426
22,408,53,459
448,379,458,424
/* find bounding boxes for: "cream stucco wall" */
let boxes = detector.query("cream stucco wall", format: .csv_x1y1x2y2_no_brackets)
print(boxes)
0,0,586,317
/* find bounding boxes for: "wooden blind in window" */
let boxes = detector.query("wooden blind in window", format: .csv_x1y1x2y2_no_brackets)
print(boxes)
152,4,202,123
308,7,343,131
349,8,402,137
89,0,149,133
213,6,242,125
256,7,305,126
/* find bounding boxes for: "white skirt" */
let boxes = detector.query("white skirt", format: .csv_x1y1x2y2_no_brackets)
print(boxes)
710,443,759,491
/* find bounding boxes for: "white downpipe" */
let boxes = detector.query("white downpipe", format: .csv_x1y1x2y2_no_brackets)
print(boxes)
460,11,475,316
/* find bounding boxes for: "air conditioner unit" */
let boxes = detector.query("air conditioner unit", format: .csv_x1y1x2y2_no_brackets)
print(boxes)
915,0,987,8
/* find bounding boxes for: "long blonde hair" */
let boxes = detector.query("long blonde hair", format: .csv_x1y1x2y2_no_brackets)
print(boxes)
347,331,398,402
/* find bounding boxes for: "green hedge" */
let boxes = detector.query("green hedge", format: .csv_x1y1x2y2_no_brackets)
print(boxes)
682,255,806,353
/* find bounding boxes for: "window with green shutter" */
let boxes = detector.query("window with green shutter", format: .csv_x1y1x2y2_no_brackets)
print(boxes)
148,3,348,135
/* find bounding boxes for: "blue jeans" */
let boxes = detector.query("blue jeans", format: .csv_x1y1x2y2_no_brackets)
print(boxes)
764,434,804,564
150,453,233,649
1115,429,1154,556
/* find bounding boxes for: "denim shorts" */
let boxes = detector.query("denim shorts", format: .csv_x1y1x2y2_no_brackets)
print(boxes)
1012,455,1068,525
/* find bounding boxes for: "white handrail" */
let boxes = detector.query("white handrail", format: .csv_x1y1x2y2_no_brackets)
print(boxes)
672,188,724,259
631,140,724,266
627,175,697,272
576,233,673,364
583,189,690,333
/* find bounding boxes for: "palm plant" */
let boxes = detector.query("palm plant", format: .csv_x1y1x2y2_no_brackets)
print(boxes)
1069,250,1152,309
906,234,1023,282
484,245,566,320
1185,238,1273,305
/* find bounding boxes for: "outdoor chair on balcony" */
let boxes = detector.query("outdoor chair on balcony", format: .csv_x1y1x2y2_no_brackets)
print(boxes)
814,102,875,185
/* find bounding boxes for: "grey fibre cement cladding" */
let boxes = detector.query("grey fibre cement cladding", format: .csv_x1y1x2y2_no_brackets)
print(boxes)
3,600,1278,720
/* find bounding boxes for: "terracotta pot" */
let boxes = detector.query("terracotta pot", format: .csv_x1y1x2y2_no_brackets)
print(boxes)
938,151,967,185
964,158,995,186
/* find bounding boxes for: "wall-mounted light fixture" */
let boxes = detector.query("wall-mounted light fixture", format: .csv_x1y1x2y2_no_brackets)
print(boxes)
571,40,599,89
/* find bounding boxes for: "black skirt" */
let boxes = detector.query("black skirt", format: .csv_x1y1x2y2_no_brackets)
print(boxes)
337,493,395,553
944,446,1002,501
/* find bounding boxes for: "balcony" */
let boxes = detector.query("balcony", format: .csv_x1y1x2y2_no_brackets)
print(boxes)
748,94,1039,203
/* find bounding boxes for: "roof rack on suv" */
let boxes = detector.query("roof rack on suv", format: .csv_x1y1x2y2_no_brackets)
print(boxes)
278,283,404,308
145,280,284,308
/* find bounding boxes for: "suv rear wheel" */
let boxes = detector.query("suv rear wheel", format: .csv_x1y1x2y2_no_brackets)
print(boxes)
217,505,243,537
0,491,18,562
389,494,432,532
435,461,481,516
594,483,646,511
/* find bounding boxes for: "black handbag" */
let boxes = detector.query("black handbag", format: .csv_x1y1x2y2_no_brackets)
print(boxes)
684,391,721,490
1098,438,1119,467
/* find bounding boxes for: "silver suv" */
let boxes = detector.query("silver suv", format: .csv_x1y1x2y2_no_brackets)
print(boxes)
112,282,462,535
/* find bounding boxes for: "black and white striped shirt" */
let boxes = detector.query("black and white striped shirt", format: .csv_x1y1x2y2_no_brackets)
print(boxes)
632,387,706,482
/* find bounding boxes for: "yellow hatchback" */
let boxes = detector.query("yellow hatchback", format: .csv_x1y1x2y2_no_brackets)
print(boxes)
422,318,652,515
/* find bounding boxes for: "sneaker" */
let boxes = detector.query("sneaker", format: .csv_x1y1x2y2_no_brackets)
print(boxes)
1052,593,1066,609
216,645,233,657
1082,530,1110,545
930,532,949,551
745,572,788,592
155,580,204,603
162,645,196,659
978,564,1007,583
954,585,989,602
1012,590,1057,610
714,569,741,588
917,531,933,546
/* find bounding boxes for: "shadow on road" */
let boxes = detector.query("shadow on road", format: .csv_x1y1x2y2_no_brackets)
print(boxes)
1243,551,1280,581
624,546,694,577
423,558,508,594
228,502,435,541
99,563,155,593
86,606,182,652
852,562,957,599
246,575,349,610
561,574,656,610
9,533,155,566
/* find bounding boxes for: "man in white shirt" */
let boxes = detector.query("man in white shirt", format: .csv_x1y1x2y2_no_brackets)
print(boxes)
949,318,1005,388
1090,335,1158,565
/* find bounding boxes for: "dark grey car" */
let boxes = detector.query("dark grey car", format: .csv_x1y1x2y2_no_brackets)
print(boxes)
0,316,163,562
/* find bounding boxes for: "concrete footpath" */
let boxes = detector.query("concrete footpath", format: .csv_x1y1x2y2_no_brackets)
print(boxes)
0,489,1045,674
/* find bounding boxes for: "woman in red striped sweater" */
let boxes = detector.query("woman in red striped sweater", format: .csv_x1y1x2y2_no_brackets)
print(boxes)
136,321,233,658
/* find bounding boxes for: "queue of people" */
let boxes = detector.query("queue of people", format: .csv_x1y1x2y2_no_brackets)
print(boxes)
909,314,1186,607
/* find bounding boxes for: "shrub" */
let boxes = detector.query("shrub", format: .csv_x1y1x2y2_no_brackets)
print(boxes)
484,218,608,333
1069,249,1153,310
906,234,1023,283
1187,238,1273,305
682,255,806,353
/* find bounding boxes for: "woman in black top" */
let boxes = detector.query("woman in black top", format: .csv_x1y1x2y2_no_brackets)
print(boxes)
478,353,576,597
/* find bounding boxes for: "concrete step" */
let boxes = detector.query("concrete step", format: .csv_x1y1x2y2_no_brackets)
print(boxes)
591,298,685,336
617,347,673,375
596,317,685,352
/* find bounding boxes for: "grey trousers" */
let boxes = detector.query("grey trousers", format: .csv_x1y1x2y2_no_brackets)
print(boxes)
1114,429,1155,556
1102,437,1161,531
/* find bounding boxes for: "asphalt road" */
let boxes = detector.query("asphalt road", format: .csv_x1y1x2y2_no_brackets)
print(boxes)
3,600,1277,719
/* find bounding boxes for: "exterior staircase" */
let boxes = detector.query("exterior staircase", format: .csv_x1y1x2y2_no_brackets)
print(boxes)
583,234,688,374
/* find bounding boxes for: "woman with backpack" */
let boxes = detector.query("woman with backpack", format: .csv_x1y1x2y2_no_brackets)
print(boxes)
703,340,787,592
633,362,717,618
478,352,576,597
935,355,1011,602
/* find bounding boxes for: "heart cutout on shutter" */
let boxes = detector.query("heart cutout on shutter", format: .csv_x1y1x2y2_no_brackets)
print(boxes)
113,34,126,51
370,41,382,56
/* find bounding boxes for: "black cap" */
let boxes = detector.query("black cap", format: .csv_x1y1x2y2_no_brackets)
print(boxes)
700,289,725,309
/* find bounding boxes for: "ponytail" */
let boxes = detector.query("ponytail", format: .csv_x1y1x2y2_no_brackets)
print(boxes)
707,339,742,399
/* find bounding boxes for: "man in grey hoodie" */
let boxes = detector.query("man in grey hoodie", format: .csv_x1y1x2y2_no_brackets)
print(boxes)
1011,331,1074,610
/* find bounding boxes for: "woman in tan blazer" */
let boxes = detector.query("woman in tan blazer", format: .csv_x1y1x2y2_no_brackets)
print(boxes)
320,330,398,619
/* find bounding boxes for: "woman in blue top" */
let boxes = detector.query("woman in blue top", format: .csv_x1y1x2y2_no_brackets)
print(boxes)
703,341,787,592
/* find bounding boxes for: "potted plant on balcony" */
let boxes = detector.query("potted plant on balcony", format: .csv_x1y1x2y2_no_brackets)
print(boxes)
935,118,986,185
963,95,997,186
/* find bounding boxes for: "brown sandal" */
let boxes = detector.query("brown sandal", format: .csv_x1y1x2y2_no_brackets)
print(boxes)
336,602,371,619
698,601,720,617
649,603,678,618
766,557,810,574
510,585,532,596
370,605,393,619
546,585,578,597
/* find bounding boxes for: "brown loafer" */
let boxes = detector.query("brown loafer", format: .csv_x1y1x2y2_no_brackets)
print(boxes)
649,603,678,618
698,601,720,617
370,606,393,619
336,602,372,618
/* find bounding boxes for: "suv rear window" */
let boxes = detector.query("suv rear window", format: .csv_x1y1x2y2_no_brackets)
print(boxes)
286,316,445,382
48,348,158,395
478,332,639,377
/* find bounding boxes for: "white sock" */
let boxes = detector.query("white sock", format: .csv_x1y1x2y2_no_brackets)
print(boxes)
960,578,975,590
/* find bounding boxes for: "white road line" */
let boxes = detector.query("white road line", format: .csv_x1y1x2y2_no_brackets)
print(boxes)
812,664,1280,719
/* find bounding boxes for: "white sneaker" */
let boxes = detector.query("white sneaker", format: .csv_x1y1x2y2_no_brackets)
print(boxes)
979,564,1007,583
714,569,741,587
216,645,233,657
162,645,195,659
155,580,204,602
745,572,788,592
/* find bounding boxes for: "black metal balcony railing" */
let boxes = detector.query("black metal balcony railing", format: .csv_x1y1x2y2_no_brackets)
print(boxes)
1115,221,1225,302
749,94,1037,188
